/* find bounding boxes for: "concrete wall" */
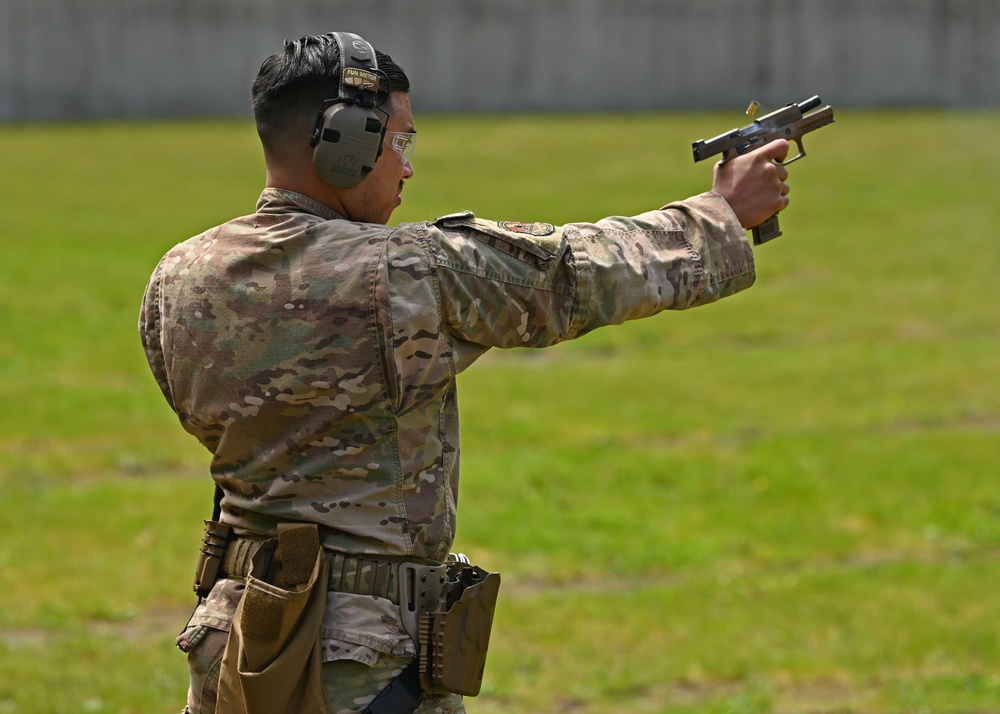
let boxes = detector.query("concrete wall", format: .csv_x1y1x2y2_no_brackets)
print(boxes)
1,0,998,122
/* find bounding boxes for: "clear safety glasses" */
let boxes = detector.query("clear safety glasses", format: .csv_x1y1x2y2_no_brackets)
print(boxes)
385,131,417,163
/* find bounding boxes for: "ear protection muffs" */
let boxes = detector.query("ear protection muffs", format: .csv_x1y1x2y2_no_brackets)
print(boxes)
309,32,388,188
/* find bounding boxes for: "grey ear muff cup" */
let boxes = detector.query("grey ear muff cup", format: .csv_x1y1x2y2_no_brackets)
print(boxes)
311,101,385,188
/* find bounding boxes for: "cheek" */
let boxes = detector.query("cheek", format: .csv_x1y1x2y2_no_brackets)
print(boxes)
369,157,395,189
366,175,397,221
370,173,393,204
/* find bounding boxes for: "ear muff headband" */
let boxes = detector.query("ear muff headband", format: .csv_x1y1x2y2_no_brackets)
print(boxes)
310,32,388,188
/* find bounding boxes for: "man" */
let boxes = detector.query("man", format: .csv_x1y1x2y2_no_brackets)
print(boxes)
140,31,790,714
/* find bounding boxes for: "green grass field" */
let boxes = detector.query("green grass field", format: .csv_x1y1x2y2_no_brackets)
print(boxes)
1,108,999,713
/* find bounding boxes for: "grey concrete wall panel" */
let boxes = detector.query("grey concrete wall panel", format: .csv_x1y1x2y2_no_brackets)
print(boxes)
1,0,998,122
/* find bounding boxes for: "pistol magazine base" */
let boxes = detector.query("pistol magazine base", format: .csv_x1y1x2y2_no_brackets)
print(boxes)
752,215,782,245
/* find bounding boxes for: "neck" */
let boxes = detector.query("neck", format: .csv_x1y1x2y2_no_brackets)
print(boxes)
265,165,349,218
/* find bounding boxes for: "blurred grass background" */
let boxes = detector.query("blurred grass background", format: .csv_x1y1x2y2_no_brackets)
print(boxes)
1,109,998,713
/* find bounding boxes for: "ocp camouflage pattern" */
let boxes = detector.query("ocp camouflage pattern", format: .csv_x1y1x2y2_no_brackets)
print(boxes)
140,187,754,664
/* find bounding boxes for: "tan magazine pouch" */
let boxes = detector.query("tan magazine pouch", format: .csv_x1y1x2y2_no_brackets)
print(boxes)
217,524,329,714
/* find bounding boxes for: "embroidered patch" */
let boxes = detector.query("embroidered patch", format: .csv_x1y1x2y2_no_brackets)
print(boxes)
498,221,556,237
343,67,380,92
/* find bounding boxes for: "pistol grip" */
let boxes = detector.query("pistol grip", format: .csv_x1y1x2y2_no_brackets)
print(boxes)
752,215,782,245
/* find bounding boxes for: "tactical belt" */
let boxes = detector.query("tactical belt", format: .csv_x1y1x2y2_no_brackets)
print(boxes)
220,536,403,604
192,521,500,713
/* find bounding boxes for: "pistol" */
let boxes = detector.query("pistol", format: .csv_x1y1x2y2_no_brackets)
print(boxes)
692,96,834,245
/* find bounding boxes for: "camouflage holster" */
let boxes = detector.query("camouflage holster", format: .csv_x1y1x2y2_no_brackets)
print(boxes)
400,561,501,697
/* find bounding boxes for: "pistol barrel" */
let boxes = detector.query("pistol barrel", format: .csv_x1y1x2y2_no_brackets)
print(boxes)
797,95,822,113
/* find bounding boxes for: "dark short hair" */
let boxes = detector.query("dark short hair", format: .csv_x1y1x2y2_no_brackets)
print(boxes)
251,33,410,155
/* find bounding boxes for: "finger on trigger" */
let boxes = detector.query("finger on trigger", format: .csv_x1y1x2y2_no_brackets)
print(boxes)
765,138,790,163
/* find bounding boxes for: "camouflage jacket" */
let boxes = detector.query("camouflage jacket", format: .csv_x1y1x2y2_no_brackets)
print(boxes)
140,187,754,663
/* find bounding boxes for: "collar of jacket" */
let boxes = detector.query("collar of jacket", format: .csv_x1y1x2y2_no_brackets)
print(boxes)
255,187,344,222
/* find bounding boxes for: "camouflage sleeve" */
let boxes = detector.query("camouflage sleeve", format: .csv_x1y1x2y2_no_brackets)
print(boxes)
425,191,754,351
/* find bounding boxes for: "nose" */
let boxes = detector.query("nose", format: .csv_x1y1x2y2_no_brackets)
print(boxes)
402,158,414,179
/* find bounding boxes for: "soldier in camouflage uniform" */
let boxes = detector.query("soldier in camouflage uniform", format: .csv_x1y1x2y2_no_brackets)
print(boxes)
140,31,790,714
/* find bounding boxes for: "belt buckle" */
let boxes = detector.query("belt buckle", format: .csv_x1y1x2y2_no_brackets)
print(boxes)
398,562,449,643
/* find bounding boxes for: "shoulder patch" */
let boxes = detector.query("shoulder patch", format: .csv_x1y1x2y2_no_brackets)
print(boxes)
433,212,565,268
497,221,556,237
